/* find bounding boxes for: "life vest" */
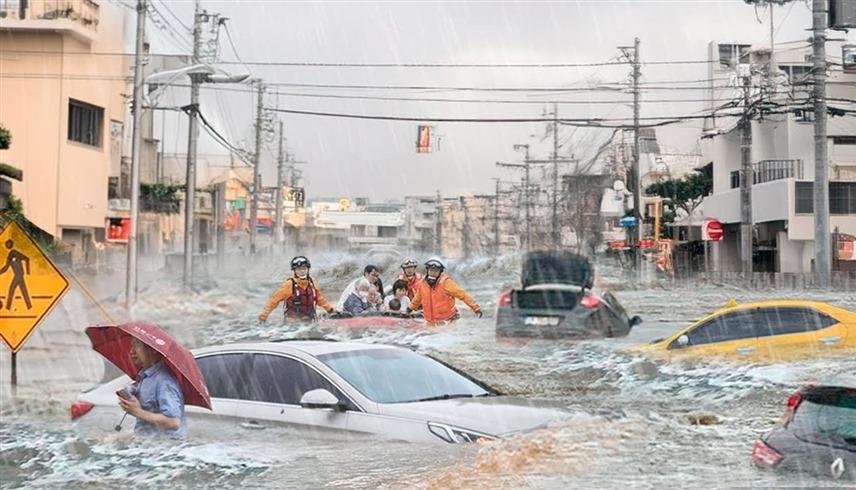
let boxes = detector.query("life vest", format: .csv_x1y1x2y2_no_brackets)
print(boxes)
284,277,317,321
397,272,424,300
417,274,457,323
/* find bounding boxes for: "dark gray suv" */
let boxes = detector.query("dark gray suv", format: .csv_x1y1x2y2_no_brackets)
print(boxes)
753,382,856,481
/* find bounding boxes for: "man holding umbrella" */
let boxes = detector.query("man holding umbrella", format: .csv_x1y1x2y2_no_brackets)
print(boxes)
118,337,185,438
86,322,212,440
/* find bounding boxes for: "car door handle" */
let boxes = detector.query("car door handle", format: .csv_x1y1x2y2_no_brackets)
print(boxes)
735,347,755,355
819,336,841,346
240,421,266,430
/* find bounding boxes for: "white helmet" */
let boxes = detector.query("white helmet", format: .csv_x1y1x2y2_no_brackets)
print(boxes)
424,257,446,270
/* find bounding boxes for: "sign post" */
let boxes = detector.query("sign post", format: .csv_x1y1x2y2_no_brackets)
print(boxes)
0,220,70,396
703,218,724,277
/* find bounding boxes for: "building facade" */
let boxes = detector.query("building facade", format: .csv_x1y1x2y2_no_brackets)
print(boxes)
702,40,856,273
0,0,129,262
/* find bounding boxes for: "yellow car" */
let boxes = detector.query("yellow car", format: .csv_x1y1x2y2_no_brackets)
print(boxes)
631,300,856,361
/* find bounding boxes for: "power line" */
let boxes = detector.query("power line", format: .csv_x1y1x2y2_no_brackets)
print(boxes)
263,106,758,127
0,49,718,67
195,84,741,105
155,0,191,31
215,59,720,68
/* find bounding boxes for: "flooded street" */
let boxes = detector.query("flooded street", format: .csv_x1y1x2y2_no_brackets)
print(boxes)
2,254,854,489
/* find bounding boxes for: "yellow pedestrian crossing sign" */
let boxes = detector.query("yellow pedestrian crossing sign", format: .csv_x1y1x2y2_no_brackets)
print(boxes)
0,220,69,352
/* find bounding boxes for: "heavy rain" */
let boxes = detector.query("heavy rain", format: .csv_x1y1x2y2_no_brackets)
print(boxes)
1,1,856,489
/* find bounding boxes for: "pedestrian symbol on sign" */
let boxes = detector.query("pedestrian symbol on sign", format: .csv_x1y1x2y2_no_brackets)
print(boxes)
0,239,32,310
0,221,69,353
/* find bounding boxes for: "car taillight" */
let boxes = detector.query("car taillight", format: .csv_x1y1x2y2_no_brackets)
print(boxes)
580,294,601,309
498,290,513,308
70,401,94,420
751,440,782,468
780,389,804,424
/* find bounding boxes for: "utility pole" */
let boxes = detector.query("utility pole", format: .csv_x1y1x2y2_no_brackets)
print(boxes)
498,144,532,253
125,0,147,308
249,79,264,255
493,178,501,255
740,68,754,275
813,0,831,287
434,190,442,255
551,102,560,250
631,37,642,274
183,0,202,288
460,196,470,259
274,121,285,253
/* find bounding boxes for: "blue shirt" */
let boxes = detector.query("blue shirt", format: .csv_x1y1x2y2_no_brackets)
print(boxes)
132,360,186,439
343,292,369,316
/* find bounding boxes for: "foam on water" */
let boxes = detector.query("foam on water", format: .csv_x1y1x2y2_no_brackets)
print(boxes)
2,252,855,488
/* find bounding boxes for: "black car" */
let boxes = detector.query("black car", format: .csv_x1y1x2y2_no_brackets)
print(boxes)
753,383,856,481
495,251,641,339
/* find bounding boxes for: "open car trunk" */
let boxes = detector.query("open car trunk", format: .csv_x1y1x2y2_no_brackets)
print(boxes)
521,252,593,290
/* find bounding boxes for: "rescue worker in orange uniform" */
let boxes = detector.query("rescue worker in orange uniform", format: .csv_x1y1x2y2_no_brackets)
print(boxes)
407,257,482,325
396,258,423,300
258,256,334,323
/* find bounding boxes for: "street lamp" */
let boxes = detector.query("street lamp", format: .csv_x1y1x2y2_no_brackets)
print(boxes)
125,62,249,305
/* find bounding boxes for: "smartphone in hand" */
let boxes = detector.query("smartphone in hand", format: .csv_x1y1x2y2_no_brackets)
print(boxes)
116,388,133,400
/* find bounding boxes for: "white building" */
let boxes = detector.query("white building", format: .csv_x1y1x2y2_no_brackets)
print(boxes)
310,200,407,252
702,40,856,273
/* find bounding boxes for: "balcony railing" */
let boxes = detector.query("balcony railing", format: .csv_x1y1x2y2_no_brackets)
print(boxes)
753,159,804,184
0,0,100,30
729,159,804,189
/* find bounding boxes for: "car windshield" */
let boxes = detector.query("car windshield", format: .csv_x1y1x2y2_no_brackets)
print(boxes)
790,390,856,446
318,348,490,404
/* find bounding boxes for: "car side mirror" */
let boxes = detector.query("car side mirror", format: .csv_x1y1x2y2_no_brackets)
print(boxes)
629,316,643,327
676,335,690,348
300,389,346,411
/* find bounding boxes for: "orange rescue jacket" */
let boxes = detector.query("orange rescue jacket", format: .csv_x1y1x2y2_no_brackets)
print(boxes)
396,272,424,300
259,276,333,321
409,273,480,323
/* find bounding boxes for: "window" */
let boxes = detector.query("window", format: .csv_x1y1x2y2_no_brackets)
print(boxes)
196,353,251,400
246,354,351,408
671,310,759,348
730,170,741,189
718,44,751,67
795,182,856,215
833,136,856,145
755,307,838,337
790,388,856,444
378,226,397,238
830,182,856,215
68,99,104,147
319,348,490,404
795,182,814,214
780,65,812,85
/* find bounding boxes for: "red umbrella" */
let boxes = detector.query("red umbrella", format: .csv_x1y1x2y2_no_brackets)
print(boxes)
85,322,211,410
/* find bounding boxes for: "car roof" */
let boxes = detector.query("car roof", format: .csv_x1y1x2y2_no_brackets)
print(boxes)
715,300,840,312
192,340,402,357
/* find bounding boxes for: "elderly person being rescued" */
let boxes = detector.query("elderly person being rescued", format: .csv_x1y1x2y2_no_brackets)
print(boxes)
118,337,186,439
343,278,375,316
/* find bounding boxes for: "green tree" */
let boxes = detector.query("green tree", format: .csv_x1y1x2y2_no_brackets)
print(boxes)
0,124,10,150
645,172,712,239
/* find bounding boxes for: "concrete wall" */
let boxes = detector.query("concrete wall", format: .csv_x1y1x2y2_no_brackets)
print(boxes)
777,230,804,273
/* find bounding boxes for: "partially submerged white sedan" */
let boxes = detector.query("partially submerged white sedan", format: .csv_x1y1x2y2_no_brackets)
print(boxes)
72,340,572,443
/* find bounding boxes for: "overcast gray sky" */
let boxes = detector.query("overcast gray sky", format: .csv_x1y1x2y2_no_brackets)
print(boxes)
141,1,849,201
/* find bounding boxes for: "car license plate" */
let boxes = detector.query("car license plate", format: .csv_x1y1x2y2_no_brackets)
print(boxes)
524,316,560,326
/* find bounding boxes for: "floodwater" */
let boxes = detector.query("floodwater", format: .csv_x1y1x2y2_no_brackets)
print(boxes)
1,253,855,489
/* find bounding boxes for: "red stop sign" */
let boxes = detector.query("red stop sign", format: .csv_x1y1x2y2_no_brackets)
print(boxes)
705,219,723,242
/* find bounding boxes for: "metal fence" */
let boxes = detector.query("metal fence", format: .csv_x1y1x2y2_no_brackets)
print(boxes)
668,271,856,290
